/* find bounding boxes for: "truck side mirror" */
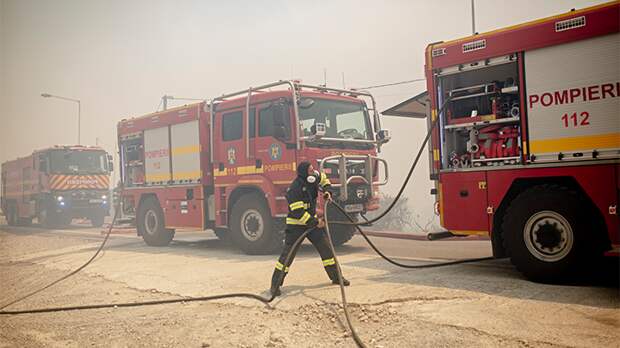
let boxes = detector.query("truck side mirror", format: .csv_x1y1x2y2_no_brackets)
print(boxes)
377,129,391,144
298,98,315,109
107,154,114,172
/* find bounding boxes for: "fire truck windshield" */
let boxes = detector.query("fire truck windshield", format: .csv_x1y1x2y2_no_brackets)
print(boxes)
49,150,108,174
299,98,373,144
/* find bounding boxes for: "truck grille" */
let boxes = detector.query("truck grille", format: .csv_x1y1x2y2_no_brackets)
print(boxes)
333,183,371,204
323,162,366,179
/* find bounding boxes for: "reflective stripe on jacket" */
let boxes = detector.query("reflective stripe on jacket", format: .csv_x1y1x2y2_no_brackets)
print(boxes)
285,172,331,227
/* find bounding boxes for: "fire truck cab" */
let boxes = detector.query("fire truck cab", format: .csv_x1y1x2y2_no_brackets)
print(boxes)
1,145,113,228
117,81,389,254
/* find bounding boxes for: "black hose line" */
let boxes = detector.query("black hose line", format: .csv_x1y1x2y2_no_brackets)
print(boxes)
0,209,317,315
330,201,494,268
324,200,366,348
0,209,120,311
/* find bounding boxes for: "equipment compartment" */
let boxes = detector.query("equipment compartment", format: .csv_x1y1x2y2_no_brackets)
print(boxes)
119,133,145,187
436,55,523,170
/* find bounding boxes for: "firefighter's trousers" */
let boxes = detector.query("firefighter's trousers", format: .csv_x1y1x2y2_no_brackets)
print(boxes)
270,226,339,290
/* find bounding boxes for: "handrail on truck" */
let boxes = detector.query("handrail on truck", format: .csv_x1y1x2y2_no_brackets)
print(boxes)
206,80,385,163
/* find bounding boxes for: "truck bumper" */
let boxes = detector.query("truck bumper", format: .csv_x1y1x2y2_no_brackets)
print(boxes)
54,201,110,218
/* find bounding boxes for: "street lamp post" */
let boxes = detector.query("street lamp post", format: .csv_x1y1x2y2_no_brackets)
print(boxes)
41,93,81,145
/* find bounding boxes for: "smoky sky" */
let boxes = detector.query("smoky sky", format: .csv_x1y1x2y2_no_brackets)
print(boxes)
0,0,605,225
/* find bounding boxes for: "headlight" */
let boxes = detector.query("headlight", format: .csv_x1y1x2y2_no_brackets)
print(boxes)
101,195,108,200
57,196,64,202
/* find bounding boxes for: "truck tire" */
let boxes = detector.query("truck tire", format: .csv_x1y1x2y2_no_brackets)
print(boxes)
137,197,175,246
214,228,232,244
38,204,57,229
230,193,283,255
502,185,588,282
90,213,105,228
58,214,72,228
6,205,17,226
327,224,355,246
17,217,33,226
326,207,356,246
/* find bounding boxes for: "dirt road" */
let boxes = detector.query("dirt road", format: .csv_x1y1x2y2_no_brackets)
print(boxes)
1,223,618,347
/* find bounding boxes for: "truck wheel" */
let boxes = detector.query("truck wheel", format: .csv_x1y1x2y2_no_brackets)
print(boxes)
58,214,72,227
6,206,17,226
326,207,356,246
90,213,105,228
214,228,232,244
230,193,283,255
328,224,355,246
17,217,33,226
38,205,57,229
137,197,174,246
502,185,587,282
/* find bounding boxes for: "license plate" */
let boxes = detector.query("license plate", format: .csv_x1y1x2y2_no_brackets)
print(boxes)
344,203,363,213
89,199,103,203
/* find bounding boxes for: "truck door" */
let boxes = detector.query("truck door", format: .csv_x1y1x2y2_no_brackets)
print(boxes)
253,100,296,189
440,171,489,235
213,107,251,181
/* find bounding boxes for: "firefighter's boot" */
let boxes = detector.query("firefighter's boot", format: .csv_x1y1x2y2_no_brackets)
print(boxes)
270,262,288,297
323,258,350,286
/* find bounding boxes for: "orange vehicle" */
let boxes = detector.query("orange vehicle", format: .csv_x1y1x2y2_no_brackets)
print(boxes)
117,81,390,254
1,145,113,227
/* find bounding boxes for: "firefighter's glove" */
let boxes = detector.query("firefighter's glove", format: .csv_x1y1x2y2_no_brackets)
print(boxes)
307,217,319,229
317,218,326,229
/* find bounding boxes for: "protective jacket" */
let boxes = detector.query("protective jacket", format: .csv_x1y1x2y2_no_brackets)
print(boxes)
285,171,331,227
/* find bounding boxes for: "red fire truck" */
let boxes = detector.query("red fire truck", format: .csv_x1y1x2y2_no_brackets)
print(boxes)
117,81,389,254
1,145,113,228
414,2,619,281
383,1,620,281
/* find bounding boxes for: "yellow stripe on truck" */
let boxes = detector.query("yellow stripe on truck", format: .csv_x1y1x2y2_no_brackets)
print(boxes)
451,230,488,236
145,173,171,182
171,145,200,156
530,133,620,153
237,165,264,175
172,171,202,180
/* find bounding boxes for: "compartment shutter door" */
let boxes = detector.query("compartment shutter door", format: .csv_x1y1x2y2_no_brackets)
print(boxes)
144,126,171,185
170,120,201,183
525,33,620,161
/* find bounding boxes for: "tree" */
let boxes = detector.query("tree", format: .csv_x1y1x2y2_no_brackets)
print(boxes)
365,193,415,231
365,193,440,233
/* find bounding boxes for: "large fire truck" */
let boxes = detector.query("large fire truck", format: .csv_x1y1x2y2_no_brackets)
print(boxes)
1,146,113,228
406,2,618,281
117,81,389,254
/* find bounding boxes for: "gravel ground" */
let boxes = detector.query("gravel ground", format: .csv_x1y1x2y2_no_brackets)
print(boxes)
0,223,618,347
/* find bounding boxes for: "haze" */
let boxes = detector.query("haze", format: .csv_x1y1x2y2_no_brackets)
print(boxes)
0,0,605,226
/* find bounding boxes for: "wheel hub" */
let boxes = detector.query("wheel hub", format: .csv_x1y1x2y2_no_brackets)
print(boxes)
241,209,263,241
523,210,574,262
145,210,158,235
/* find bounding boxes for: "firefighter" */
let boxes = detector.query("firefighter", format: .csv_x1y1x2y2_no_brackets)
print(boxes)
270,161,350,297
